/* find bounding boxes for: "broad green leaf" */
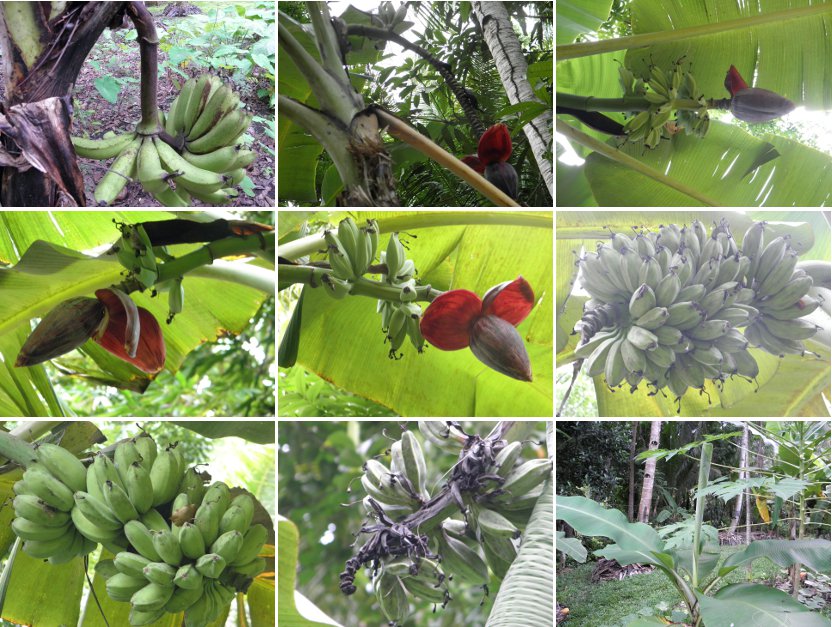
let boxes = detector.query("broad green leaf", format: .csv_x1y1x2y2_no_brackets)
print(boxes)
555,495,667,566
487,476,553,626
697,583,829,627
595,544,675,569
719,539,832,578
277,516,341,627
172,421,275,444
556,530,587,563
696,477,810,502
556,0,614,45
624,618,668,626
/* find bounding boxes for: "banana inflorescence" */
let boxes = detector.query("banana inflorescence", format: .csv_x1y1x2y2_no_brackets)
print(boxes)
317,217,426,359
618,59,710,148
73,74,255,207
348,424,551,624
11,434,268,627
575,219,822,410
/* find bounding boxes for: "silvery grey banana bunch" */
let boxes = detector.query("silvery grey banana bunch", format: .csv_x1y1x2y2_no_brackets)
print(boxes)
573,218,825,411
9,433,269,627
344,423,551,625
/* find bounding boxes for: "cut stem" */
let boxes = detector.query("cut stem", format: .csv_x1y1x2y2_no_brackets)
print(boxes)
127,1,160,133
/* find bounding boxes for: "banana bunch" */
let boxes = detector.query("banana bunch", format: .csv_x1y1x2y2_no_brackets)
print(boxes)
73,74,255,207
363,427,552,621
377,232,423,357
575,219,821,405
323,217,379,287
619,60,710,148
10,435,268,627
12,443,97,564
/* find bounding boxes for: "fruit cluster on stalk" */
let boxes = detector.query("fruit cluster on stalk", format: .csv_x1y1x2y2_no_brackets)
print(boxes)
342,422,551,624
11,435,267,627
575,218,823,410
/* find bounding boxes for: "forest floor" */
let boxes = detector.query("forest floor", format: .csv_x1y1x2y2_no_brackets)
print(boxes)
1,3,275,207
556,546,831,626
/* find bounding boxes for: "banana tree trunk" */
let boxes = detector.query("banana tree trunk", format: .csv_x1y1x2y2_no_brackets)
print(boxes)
0,1,126,206
728,423,749,533
637,420,661,523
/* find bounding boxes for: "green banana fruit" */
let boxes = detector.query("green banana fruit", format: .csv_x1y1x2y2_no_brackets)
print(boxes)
151,528,183,566
125,461,154,515
73,131,137,160
23,464,75,511
195,553,226,579
114,551,153,578
13,495,71,527
34,443,87,492
124,520,163,562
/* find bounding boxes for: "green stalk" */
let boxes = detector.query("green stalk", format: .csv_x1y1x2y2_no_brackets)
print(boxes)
555,119,719,206
153,232,275,284
558,93,703,113
692,442,713,590
0,430,37,467
556,4,832,60
278,265,444,302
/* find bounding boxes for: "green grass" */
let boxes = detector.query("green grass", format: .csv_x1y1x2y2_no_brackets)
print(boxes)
556,546,831,626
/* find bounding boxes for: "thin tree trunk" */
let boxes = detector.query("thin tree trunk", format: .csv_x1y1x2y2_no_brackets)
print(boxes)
475,1,553,198
637,420,661,523
728,423,749,533
628,421,637,522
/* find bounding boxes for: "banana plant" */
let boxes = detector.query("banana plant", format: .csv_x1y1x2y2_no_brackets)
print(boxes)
556,443,831,626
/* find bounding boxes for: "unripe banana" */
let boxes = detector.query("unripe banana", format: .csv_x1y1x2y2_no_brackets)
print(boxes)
125,461,154,515
149,445,181,507
501,458,552,498
385,232,405,280
114,551,153,578
482,532,517,580
195,553,227,578
174,563,204,590
13,495,71,527
400,431,428,499
129,607,167,626
12,517,72,542
133,434,158,472
163,582,204,613
73,491,123,531
143,561,177,586
178,467,207,505
324,230,355,281
114,439,143,484
202,481,231,513
231,556,266,577
131,582,175,612
151,528,183,566
475,507,521,539
21,529,76,559
93,452,126,493
106,572,149,602
417,421,468,451
104,479,140,523
71,506,125,544
230,523,268,566
23,464,75,511
211,529,244,563
493,441,523,478
194,500,222,547
373,570,409,624
141,508,170,532
34,443,87,493
178,522,207,560
437,531,489,584
218,504,250,535
124,520,163,562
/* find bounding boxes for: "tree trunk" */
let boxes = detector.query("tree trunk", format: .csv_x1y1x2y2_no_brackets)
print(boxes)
728,423,749,533
474,1,553,198
0,2,126,206
637,420,661,523
628,421,637,522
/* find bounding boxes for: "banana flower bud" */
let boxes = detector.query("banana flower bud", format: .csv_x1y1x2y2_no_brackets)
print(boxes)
419,276,534,381
723,65,795,123
16,288,165,374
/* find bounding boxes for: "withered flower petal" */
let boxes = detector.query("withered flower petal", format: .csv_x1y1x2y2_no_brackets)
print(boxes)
468,315,532,382
15,298,106,367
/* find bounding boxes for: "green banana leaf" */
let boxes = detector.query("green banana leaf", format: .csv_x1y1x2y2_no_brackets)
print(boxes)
555,495,670,568
557,0,832,206
696,583,830,627
277,516,342,627
290,212,553,417
555,530,587,563
718,539,832,578
556,0,614,45
487,425,553,627
0,212,271,417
